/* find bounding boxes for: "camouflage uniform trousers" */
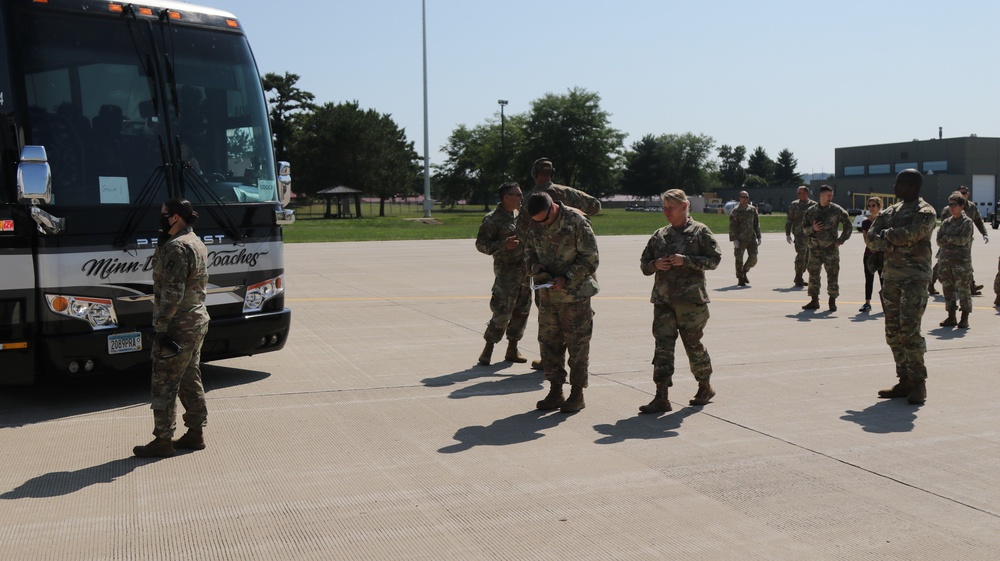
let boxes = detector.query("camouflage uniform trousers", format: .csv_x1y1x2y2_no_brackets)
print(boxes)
733,241,758,278
150,321,209,439
932,255,976,289
881,280,928,381
793,235,809,278
537,298,593,388
651,302,712,386
483,272,531,344
807,245,841,297
939,261,973,312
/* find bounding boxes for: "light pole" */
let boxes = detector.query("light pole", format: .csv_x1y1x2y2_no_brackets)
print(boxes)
421,0,432,218
498,99,508,181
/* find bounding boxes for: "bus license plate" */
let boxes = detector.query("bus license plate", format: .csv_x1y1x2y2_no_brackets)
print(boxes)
108,332,142,355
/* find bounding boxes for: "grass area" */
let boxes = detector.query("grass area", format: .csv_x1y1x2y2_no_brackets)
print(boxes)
282,204,788,243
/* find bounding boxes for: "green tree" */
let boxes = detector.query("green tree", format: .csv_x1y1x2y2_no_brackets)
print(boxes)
660,132,716,195
515,87,626,197
621,133,716,198
746,146,775,186
262,72,316,164
621,135,667,200
292,101,419,216
773,148,803,186
435,124,489,209
717,144,747,189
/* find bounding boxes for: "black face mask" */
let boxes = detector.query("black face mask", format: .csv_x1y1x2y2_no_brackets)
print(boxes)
158,215,173,246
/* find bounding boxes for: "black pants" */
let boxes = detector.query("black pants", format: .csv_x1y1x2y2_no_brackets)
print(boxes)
864,253,884,301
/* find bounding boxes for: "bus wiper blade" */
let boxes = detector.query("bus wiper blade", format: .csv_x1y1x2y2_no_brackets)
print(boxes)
113,166,166,249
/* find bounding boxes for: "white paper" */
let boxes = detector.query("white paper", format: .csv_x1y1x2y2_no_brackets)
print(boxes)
99,176,129,204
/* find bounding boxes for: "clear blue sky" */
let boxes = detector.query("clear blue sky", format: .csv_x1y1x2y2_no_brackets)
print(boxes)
207,0,1000,178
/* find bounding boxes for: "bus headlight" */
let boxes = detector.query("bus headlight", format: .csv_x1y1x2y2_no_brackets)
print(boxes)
46,295,118,329
244,276,284,313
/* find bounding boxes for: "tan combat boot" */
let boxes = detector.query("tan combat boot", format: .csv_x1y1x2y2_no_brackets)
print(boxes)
639,383,671,414
689,380,716,406
478,341,494,366
504,340,527,363
939,310,957,327
802,296,820,310
174,428,206,450
133,437,175,458
560,385,585,413
907,379,927,405
957,310,970,329
877,378,911,398
536,382,565,411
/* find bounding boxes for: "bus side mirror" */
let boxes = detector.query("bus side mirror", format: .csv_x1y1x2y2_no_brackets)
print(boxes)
277,161,291,206
17,145,52,204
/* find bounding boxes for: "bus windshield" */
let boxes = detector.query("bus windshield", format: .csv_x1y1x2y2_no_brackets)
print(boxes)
14,9,276,206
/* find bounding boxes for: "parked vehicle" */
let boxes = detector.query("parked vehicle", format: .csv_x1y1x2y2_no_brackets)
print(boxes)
0,0,294,384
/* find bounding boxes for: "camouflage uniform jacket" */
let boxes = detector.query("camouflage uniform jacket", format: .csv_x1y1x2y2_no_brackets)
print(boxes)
152,226,210,334
517,182,601,239
802,202,852,248
523,202,600,303
936,214,974,264
531,181,601,216
866,198,936,282
729,204,761,242
476,204,526,276
939,202,987,236
640,218,721,306
785,198,816,238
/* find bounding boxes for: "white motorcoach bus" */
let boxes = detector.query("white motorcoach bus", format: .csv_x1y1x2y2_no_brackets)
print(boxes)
0,0,293,384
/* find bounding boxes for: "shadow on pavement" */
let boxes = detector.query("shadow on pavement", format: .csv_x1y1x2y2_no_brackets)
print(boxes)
438,409,569,453
927,326,968,340
447,372,544,400
771,286,806,293
0,364,270,429
593,407,698,444
420,362,514,387
849,312,883,322
840,399,918,433
714,285,750,292
786,310,838,322
1,457,151,499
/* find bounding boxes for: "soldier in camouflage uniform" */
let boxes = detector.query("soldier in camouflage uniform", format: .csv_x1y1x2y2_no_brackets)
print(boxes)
638,189,722,414
475,182,532,365
930,185,988,295
785,185,816,286
525,157,602,216
134,199,211,458
728,190,761,286
801,185,852,311
936,192,974,329
518,157,602,371
866,169,936,405
523,192,600,414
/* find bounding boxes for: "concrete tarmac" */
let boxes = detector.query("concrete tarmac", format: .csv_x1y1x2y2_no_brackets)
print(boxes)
3,228,1000,560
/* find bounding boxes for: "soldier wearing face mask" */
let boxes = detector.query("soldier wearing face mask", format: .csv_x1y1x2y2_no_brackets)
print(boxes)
134,198,211,458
